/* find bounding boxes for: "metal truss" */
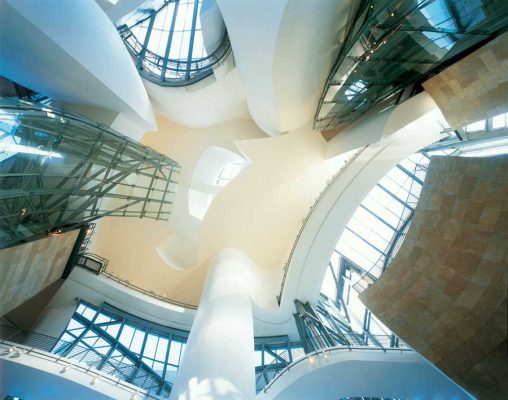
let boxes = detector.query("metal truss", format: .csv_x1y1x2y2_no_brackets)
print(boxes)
117,0,232,86
0,99,180,249
254,336,304,392
54,301,189,397
315,0,508,131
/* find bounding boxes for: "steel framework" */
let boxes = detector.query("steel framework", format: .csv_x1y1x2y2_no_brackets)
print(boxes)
54,301,189,397
315,0,508,131
117,0,232,86
0,99,180,249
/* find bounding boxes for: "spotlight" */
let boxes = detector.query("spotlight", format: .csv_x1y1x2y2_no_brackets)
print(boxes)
91,376,99,385
309,356,315,364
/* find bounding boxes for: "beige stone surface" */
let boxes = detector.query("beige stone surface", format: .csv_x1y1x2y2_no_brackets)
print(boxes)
360,156,508,400
0,230,78,317
423,32,508,129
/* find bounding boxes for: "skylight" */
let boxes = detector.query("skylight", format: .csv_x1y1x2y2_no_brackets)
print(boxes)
118,0,230,85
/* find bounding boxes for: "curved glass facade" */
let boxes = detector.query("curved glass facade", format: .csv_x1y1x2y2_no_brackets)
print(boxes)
322,115,508,338
118,0,231,85
54,301,188,397
0,99,180,249
315,0,508,131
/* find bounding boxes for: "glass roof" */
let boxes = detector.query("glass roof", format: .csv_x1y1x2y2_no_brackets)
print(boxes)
321,111,508,336
315,0,508,131
117,0,231,85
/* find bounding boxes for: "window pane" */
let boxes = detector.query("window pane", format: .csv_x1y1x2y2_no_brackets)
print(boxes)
119,325,135,348
104,323,122,339
143,334,158,359
168,341,182,365
492,113,506,129
130,329,145,354
155,338,169,362
81,307,97,321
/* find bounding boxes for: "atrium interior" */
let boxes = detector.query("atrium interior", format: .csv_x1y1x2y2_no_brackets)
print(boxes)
0,1,507,399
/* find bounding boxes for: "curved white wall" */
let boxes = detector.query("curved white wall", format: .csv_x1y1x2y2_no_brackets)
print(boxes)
145,68,250,129
0,0,156,139
0,342,143,400
34,267,196,338
216,0,350,136
251,93,448,337
257,348,472,400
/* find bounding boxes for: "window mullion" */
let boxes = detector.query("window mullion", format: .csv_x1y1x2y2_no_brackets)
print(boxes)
159,333,173,394
185,0,200,80
161,1,180,80
138,10,157,69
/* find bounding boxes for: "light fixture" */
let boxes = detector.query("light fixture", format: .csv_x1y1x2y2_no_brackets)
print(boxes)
0,142,63,158
308,356,315,364
91,376,99,385
47,227,64,236
60,365,69,373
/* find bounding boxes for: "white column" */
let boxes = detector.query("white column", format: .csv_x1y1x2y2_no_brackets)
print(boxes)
169,248,258,400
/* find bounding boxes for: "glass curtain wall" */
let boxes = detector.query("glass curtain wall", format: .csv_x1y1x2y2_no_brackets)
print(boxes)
118,0,230,85
0,99,180,249
54,301,188,397
315,0,508,131
322,113,508,339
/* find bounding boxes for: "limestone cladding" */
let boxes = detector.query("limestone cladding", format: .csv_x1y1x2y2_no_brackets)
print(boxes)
360,155,508,399
424,32,508,130
0,230,79,317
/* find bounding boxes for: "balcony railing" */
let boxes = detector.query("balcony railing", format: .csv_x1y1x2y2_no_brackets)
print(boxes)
74,253,198,310
0,325,165,399
256,334,412,393
119,27,232,87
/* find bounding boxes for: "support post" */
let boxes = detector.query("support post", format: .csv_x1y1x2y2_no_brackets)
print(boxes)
169,248,258,400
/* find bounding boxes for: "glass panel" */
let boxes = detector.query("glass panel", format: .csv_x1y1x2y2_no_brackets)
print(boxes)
119,325,135,348
95,313,113,324
130,329,145,354
155,337,169,362
104,323,122,339
81,307,97,321
143,334,159,359
492,112,507,129
168,341,182,365
465,119,486,132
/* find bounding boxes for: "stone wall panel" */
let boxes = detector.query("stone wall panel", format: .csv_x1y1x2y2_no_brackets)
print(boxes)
360,155,508,399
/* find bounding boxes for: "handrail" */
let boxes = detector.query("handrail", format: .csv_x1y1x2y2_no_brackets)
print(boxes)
0,326,163,399
74,256,198,310
277,147,367,303
261,344,413,394
100,270,198,310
